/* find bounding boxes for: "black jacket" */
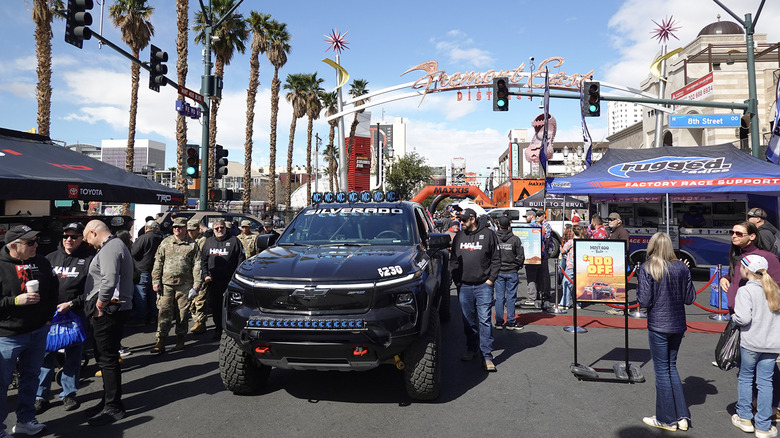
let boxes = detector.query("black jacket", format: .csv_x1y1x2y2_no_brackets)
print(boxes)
202,234,246,283
0,246,58,337
132,229,163,274
496,229,524,273
46,241,95,310
449,218,500,285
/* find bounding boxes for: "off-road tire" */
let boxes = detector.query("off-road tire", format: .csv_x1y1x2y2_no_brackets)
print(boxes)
219,332,270,395
403,313,441,401
548,235,561,259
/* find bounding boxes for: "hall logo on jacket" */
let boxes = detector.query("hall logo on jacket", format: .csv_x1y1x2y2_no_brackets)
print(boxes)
459,242,483,251
209,248,229,256
53,266,79,278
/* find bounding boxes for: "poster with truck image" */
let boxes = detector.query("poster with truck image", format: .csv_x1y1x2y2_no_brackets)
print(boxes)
512,224,542,265
574,239,627,302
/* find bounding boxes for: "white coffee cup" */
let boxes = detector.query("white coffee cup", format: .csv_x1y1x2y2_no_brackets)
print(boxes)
25,280,39,293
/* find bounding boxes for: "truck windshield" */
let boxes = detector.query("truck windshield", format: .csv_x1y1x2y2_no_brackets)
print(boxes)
278,207,413,246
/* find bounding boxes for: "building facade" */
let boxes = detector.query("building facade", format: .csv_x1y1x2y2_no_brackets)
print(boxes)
100,139,166,173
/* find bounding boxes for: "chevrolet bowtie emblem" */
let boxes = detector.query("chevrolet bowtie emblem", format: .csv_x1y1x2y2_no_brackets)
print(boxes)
291,287,329,300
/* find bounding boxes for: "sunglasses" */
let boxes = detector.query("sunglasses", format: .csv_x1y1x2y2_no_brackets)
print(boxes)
19,239,38,247
729,230,747,237
213,226,226,231
62,234,82,240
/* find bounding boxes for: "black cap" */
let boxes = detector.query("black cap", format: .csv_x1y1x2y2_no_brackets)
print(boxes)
263,219,274,228
63,222,85,233
459,208,477,222
748,207,767,219
498,216,511,228
4,225,39,244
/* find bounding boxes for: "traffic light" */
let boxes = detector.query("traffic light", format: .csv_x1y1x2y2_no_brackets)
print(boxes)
583,81,601,117
65,0,93,49
493,77,509,112
184,145,199,179
214,144,229,179
149,44,168,92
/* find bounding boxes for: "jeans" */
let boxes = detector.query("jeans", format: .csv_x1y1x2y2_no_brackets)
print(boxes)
494,273,519,325
0,326,48,430
560,267,574,308
91,310,130,410
37,341,84,400
647,330,689,424
457,282,494,360
737,347,778,432
133,272,156,322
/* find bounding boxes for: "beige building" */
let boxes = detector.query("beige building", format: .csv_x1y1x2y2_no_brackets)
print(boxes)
637,18,779,150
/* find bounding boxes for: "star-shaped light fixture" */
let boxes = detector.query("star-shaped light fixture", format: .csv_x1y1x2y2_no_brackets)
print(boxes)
650,16,681,43
325,28,350,54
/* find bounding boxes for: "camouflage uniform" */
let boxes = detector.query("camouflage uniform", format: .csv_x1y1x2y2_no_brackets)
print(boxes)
190,222,210,330
237,233,257,259
151,231,201,341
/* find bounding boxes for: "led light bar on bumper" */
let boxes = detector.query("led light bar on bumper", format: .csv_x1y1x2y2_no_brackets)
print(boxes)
245,318,367,330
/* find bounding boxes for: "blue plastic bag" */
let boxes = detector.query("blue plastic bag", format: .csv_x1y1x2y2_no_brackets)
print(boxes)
45,311,87,352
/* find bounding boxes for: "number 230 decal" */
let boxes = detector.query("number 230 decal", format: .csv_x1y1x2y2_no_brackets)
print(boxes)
378,265,403,277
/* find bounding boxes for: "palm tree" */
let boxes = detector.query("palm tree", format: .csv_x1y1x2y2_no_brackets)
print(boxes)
347,79,369,178
194,0,248,200
321,91,339,191
304,73,325,202
265,20,291,213
174,0,189,198
283,73,308,211
32,0,63,138
242,11,272,212
110,0,155,215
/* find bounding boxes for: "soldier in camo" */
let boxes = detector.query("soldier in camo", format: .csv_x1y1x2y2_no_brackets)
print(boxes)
150,217,201,354
236,220,257,259
188,219,209,335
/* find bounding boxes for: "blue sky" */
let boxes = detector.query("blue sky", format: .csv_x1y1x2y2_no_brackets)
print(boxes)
1,0,777,177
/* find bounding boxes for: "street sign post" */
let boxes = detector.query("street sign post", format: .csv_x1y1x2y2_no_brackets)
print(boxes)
669,114,741,128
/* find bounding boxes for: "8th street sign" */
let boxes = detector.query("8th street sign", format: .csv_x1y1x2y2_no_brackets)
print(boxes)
669,114,741,128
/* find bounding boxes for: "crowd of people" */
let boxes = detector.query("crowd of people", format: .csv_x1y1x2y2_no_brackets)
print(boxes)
0,212,278,436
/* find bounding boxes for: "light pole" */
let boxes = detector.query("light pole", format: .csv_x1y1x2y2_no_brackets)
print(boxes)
315,133,321,193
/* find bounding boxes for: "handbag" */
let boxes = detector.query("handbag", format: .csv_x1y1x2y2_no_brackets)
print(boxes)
714,320,741,370
45,310,87,352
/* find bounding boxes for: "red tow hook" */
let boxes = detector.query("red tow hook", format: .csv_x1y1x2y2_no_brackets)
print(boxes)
255,345,270,354
353,345,368,356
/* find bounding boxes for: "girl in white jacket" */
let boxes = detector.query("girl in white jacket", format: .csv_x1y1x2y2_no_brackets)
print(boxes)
732,254,780,438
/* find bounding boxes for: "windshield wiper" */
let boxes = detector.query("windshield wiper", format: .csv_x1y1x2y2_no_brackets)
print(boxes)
326,242,369,246
278,242,314,247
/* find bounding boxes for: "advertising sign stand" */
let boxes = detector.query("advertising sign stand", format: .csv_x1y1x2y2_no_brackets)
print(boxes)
550,256,567,314
569,239,644,383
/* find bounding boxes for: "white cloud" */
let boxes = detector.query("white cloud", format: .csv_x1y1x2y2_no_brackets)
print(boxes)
431,30,494,68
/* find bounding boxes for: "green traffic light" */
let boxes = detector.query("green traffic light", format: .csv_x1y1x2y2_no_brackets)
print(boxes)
589,104,598,112
186,167,196,175
497,100,506,107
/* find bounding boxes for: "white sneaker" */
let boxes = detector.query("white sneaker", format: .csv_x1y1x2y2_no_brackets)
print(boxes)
756,426,778,438
642,416,677,431
12,419,46,435
678,418,689,431
732,414,755,433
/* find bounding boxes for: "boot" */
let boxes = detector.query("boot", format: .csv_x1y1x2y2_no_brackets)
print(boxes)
190,320,206,334
150,337,165,354
174,335,185,351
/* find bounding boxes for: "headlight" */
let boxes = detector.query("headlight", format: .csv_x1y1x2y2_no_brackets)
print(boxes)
228,291,243,306
395,292,415,313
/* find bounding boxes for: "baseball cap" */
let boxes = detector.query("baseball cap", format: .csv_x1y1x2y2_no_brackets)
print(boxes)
4,225,39,244
110,216,125,227
146,220,160,230
263,219,274,228
747,207,767,219
187,219,200,230
607,212,622,221
741,254,769,273
524,209,537,218
459,208,477,222
572,216,581,224
172,217,188,228
498,216,511,228
240,220,251,227
63,222,85,233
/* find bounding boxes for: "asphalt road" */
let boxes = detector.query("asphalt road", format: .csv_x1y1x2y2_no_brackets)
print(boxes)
3,264,752,438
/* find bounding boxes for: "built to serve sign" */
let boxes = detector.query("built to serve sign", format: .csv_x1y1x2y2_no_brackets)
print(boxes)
669,114,741,128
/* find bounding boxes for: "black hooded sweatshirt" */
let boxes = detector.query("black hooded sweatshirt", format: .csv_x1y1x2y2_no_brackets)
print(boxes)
0,246,58,337
496,228,525,273
449,217,500,285
46,241,95,310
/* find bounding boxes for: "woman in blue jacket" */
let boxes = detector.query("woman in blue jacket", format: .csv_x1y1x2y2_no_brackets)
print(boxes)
637,232,696,432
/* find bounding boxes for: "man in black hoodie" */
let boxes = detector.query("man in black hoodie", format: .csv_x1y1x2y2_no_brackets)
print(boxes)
131,220,164,326
0,225,58,436
201,219,245,340
35,222,94,414
494,216,524,331
449,209,500,372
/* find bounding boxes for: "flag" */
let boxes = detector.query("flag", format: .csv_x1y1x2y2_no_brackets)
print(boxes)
540,68,550,175
767,79,780,164
580,82,593,167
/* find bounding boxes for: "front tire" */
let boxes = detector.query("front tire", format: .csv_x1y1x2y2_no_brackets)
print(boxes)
404,313,442,401
219,332,270,395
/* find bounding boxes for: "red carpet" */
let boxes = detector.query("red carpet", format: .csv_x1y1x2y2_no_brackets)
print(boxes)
516,312,724,334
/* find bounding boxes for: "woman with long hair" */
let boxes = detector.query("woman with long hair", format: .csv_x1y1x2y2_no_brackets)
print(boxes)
731,254,780,437
637,232,696,432
719,221,780,311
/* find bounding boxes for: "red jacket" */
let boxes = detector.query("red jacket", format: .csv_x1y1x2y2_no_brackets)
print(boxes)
726,243,780,309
